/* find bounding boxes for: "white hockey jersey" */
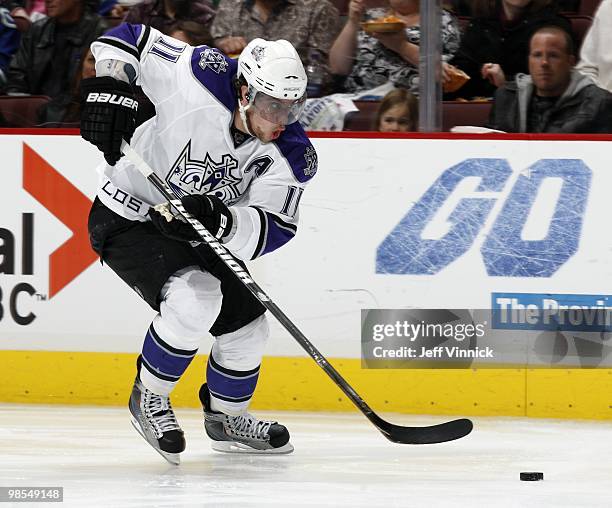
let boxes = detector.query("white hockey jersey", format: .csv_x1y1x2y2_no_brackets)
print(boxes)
90,24,318,261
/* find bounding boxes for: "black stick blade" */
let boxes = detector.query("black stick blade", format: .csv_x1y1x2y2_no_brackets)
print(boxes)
374,416,473,444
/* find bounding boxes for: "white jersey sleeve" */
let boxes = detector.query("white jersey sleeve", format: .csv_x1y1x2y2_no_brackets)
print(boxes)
91,23,189,106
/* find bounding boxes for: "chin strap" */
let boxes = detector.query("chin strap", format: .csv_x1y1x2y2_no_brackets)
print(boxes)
238,100,254,136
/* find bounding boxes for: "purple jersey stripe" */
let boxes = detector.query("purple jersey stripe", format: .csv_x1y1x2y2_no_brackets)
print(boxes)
190,45,237,112
259,211,296,257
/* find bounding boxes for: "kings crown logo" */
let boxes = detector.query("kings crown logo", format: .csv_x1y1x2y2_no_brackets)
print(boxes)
199,48,229,74
167,141,242,202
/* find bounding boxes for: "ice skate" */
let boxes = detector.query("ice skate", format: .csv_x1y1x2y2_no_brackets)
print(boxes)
199,383,294,454
129,377,185,465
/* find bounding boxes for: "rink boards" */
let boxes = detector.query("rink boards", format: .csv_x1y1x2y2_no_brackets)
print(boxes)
0,131,611,419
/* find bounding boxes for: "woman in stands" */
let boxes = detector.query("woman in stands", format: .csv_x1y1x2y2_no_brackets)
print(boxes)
329,0,460,94
375,88,418,131
446,0,571,99
61,47,97,126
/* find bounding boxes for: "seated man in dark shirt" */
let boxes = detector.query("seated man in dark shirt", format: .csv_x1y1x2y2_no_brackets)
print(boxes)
3,0,107,125
487,25,612,133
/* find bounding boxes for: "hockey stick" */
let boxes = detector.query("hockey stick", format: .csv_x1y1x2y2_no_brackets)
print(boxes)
121,140,473,445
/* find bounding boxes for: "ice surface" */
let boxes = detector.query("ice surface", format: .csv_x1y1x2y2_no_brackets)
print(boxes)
1,405,611,507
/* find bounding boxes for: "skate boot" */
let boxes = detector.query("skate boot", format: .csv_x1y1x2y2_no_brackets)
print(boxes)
129,377,185,465
199,383,294,454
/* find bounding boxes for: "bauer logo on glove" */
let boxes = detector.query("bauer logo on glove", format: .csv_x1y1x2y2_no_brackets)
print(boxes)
80,75,139,166
85,92,139,111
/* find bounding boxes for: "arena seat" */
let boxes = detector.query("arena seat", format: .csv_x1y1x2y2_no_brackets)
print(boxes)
344,100,494,132
442,100,493,132
453,13,593,49
578,0,602,16
343,100,380,131
566,14,593,52
0,95,50,128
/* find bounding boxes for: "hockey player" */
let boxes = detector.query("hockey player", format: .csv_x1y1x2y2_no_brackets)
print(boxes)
80,23,317,464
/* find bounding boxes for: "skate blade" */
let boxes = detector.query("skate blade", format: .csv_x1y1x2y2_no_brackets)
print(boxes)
130,417,181,466
211,440,294,454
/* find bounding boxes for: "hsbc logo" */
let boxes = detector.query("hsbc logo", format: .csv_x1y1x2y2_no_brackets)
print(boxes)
0,143,98,325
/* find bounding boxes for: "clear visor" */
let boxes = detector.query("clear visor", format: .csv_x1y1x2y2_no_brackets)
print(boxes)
249,89,306,125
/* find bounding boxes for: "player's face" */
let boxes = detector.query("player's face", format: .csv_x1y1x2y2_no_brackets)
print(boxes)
246,107,286,143
240,86,301,143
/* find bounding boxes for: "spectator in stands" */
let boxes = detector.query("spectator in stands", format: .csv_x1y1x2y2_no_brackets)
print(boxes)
61,46,95,124
125,0,215,45
98,0,143,18
0,6,20,86
330,0,460,95
446,0,571,99
575,0,611,91
487,26,612,133
211,0,340,94
170,20,214,46
3,0,107,125
0,0,45,32
375,87,417,131
125,0,215,44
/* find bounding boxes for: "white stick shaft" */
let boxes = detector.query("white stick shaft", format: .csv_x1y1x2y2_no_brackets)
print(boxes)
120,140,153,177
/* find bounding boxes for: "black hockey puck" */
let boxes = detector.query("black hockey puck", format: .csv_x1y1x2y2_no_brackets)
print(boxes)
520,472,544,481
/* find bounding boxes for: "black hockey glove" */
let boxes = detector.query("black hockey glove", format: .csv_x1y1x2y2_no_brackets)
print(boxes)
80,76,138,166
148,195,234,242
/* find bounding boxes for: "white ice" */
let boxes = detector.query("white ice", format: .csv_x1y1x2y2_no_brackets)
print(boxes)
1,404,611,508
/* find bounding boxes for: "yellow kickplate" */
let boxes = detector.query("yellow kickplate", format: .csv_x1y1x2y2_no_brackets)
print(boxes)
1,350,610,419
